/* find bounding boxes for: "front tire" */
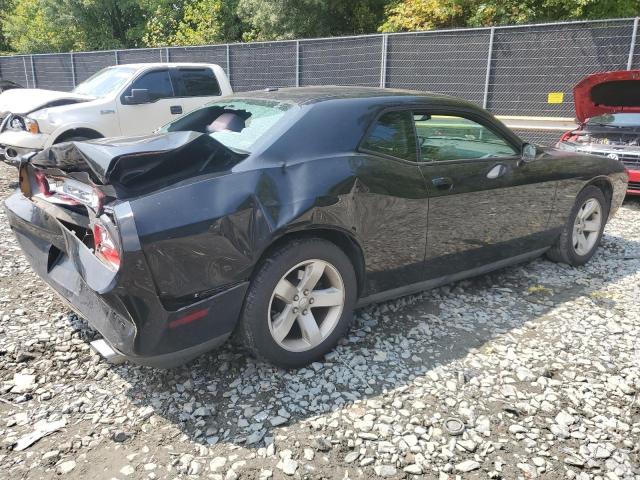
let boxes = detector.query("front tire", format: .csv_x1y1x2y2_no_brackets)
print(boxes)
238,237,357,368
546,185,608,266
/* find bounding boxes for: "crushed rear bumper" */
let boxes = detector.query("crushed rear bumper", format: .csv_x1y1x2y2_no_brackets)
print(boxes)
5,191,248,368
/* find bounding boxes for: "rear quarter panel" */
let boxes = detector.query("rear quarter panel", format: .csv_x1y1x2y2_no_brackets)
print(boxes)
130,148,429,305
128,156,363,305
545,148,627,228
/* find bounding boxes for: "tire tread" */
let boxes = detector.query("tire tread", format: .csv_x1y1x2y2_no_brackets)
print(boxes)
546,185,609,266
236,237,356,368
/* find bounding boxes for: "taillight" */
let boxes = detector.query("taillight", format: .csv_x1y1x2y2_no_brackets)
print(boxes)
33,170,51,197
92,221,121,270
32,170,105,211
559,130,576,142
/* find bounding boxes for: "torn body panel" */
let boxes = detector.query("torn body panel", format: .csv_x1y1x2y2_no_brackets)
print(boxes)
0,88,91,117
28,131,244,194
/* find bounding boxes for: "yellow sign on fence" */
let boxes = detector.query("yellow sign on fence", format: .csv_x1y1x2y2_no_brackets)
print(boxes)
547,92,564,104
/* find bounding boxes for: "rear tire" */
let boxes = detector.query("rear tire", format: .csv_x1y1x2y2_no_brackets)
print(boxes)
546,185,608,266
238,237,357,368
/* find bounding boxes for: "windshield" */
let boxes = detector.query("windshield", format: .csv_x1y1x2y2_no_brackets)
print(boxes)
72,66,138,98
586,113,640,127
163,98,294,153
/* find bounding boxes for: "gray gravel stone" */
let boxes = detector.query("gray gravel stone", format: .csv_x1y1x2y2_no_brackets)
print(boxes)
56,460,76,474
0,162,638,480
455,460,481,472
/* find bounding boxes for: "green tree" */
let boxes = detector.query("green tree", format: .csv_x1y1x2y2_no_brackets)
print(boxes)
467,0,640,26
3,0,79,53
143,0,244,47
379,0,640,32
141,0,184,47
379,0,466,31
49,0,147,49
3,0,151,53
237,0,388,41
0,0,14,53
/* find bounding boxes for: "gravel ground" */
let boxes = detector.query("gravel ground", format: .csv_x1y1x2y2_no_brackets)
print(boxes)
0,160,638,480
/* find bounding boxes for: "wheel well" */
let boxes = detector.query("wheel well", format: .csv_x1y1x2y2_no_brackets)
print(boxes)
53,128,103,144
257,229,366,296
586,178,613,208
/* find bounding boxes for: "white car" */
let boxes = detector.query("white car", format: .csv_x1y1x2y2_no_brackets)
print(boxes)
0,63,232,165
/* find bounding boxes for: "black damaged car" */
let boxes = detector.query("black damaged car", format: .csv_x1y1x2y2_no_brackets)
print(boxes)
5,87,627,368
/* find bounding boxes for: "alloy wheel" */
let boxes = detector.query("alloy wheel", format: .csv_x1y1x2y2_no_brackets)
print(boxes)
572,198,602,256
268,259,345,352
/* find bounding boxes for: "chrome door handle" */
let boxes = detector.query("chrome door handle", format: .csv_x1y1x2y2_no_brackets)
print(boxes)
487,164,507,179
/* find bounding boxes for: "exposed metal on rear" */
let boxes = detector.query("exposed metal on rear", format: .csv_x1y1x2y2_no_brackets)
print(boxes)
90,339,126,364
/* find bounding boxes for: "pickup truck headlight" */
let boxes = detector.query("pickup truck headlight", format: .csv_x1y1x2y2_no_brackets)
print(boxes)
24,118,40,134
9,116,39,134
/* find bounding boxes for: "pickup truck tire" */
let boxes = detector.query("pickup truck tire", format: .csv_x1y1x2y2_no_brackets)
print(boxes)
55,136,93,144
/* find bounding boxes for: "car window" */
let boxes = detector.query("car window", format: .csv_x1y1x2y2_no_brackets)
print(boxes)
73,66,138,98
208,100,292,153
361,111,417,161
414,113,518,162
123,69,174,101
587,113,640,127
162,98,294,154
171,68,221,97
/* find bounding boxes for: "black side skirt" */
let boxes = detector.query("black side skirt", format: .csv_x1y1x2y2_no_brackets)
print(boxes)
356,247,549,307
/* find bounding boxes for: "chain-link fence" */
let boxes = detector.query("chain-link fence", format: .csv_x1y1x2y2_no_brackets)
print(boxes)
1,17,638,144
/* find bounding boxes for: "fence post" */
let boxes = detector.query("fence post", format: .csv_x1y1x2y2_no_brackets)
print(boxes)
22,57,29,88
166,47,170,62
295,40,300,87
70,53,76,87
30,55,36,88
482,27,495,109
380,34,388,88
114,50,119,65
226,44,231,83
628,17,639,70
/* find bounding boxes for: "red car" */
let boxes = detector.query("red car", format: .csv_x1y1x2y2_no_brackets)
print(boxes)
557,70,640,195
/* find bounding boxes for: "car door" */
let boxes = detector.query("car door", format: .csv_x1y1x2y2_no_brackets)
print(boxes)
415,109,557,279
356,109,430,294
170,67,224,115
117,68,183,136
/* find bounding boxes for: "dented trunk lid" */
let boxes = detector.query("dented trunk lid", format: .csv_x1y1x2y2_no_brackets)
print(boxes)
27,131,245,197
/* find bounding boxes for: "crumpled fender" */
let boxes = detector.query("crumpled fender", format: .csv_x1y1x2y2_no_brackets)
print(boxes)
132,154,362,306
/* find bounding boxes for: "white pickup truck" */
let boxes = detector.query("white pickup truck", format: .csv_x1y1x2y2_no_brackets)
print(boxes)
0,63,232,164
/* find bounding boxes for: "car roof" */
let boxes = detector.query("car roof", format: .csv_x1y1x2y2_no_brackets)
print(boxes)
108,63,220,71
231,86,461,106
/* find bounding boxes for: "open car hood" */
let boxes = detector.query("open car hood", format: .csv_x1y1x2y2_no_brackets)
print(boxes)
573,70,640,123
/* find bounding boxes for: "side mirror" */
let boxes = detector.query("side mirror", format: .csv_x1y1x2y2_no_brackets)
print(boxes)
124,88,151,105
522,143,537,163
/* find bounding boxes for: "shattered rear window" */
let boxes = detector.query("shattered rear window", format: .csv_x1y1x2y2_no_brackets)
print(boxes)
164,99,293,154
208,100,292,153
